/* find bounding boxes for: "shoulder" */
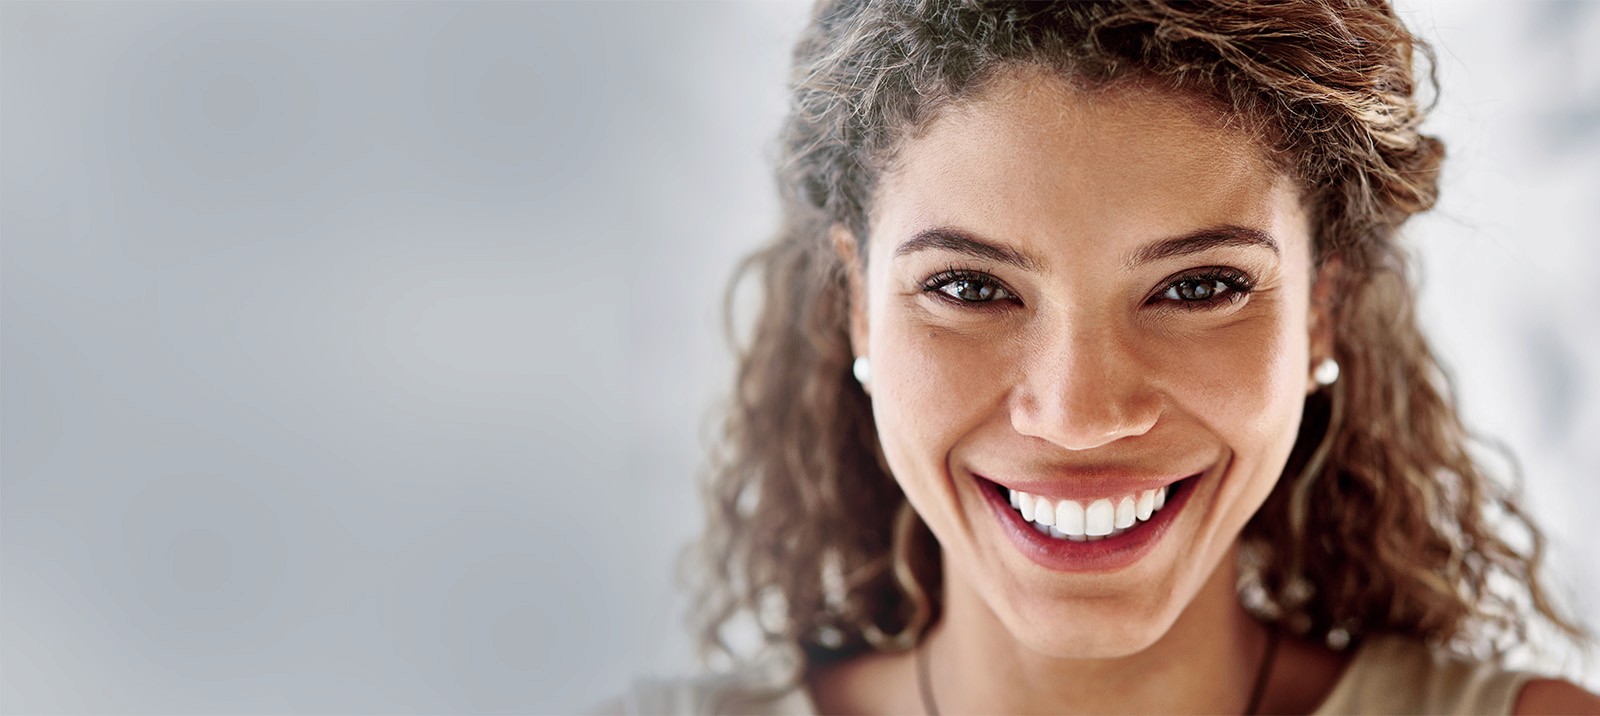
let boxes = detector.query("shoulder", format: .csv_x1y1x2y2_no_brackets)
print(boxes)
807,648,918,714
595,664,816,716
1314,635,1547,716
1513,678,1600,715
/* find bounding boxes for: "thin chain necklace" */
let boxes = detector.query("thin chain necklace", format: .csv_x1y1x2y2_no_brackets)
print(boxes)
915,637,941,716
915,628,1281,716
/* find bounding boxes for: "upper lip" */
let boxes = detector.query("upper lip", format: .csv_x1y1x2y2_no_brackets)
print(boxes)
973,465,1205,502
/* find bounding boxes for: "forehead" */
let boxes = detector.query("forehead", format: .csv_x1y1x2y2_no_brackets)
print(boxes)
870,68,1304,261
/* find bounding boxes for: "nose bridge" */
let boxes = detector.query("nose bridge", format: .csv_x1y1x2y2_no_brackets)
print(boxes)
1011,310,1159,450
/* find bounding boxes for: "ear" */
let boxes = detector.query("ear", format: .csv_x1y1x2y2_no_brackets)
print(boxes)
830,224,870,361
1306,254,1342,394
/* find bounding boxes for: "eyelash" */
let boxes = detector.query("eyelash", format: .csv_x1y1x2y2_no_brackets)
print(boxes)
921,266,1019,311
1155,267,1257,311
919,265,1256,311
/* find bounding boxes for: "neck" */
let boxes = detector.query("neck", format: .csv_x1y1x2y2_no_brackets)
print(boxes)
921,546,1269,715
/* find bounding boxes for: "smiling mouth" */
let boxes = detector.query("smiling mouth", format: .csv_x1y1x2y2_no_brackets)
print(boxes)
989,477,1194,541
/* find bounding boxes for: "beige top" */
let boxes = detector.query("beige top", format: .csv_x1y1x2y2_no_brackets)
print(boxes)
623,636,1536,715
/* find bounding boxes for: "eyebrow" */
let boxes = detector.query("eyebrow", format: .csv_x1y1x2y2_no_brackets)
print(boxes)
1126,225,1281,268
893,227,1042,271
892,224,1280,271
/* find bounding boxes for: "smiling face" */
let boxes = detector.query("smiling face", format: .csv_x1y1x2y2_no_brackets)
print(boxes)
843,70,1325,659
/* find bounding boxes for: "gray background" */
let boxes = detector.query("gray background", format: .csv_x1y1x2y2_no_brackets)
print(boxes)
2,1,1595,713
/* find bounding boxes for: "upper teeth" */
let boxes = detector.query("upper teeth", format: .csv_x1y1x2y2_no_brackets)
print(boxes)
1007,485,1171,540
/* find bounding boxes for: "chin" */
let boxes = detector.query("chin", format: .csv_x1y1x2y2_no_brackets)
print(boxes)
993,574,1191,660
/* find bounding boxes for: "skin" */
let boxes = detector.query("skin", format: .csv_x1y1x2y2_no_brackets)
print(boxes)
815,67,1343,714
805,66,1600,716
581,63,1600,716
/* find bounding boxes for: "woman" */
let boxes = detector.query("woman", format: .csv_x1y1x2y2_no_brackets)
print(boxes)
634,1,1599,713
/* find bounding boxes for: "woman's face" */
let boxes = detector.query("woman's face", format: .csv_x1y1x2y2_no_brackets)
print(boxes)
845,70,1325,659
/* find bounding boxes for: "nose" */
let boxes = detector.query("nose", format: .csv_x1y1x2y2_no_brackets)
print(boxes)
1009,319,1161,451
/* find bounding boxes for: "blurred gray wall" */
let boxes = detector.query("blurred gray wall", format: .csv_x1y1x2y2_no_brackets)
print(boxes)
1,1,1594,713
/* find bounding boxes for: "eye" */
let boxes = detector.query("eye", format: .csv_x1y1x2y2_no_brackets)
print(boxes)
922,268,1016,306
940,278,1011,303
1155,268,1254,309
1163,278,1230,301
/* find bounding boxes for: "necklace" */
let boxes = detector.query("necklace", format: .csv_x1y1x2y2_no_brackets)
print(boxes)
1243,628,1280,715
915,627,1281,716
915,636,940,716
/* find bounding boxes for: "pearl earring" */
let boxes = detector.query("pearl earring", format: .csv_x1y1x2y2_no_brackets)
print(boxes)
1313,357,1340,386
852,356,871,387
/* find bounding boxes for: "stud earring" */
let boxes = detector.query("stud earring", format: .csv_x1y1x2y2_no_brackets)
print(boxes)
852,356,871,387
1313,357,1340,386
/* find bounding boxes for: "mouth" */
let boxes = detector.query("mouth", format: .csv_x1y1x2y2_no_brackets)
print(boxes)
976,471,1201,572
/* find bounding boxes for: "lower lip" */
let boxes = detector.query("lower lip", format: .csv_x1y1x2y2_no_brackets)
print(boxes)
978,472,1199,573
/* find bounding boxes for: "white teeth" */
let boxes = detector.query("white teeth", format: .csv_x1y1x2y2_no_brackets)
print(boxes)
1055,499,1086,537
1085,499,1115,536
1006,482,1180,541
1033,497,1055,526
1114,496,1136,529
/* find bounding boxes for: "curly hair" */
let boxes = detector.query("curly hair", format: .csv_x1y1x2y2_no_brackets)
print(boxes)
686,0,1588,676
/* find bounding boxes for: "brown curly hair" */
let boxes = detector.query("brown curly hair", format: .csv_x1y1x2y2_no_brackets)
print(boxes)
687,0,1589,676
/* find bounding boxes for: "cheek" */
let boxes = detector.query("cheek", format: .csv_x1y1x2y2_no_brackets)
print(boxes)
868,309,1007,497
1155,309,1308,472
